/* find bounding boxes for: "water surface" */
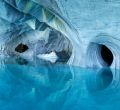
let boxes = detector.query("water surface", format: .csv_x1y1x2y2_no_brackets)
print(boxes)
0,57,119,110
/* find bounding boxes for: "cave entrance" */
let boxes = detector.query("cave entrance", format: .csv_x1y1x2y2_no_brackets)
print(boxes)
15,43,29,53
12,26,72,64
35,29,73,64
100,45,113,66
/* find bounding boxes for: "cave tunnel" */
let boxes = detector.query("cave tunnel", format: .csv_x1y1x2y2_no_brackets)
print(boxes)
100,45,113,66
15,43,29,53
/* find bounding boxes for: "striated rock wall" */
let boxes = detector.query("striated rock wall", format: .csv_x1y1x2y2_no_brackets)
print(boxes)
0,0,120,69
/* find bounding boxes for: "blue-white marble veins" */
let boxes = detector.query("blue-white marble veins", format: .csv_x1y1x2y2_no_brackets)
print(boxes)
0,0,120,69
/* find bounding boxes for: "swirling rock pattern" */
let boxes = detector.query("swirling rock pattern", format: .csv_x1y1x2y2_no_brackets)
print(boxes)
1,0,120,69
0,0,81,65
57,0,120,68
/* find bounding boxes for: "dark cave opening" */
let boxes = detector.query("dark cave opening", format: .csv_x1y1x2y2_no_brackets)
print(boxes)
100,45,113,66
55,50,71,63
15,43,29,53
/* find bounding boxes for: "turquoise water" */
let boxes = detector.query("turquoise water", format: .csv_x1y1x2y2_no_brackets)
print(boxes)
0,57,120,110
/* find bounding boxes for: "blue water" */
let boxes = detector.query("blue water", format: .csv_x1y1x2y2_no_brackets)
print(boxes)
0,57,120,110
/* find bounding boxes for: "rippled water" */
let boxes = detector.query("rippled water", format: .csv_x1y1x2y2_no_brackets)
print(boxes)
0,57,120,110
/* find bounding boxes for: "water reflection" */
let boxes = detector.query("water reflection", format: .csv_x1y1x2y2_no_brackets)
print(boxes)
0,57,120,109
86,68,113,92
1,57,73,110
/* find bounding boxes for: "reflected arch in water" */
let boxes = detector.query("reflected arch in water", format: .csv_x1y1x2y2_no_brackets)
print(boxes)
85,67,120,105
86,68,113,92
4,62,73,110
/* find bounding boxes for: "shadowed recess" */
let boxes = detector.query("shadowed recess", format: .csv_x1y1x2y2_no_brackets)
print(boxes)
100,45,113,66
15,43,29,53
